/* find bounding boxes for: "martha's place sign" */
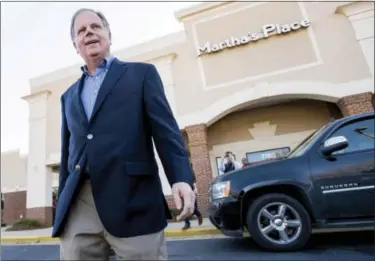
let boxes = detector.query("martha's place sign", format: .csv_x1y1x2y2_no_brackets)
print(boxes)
197,20,311,56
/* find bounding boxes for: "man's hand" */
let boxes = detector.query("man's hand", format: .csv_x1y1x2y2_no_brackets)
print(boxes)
172,182,196,221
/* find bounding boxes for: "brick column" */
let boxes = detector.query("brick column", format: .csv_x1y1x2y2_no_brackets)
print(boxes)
337,92,374,116
185,124,213,217
3,191,27,224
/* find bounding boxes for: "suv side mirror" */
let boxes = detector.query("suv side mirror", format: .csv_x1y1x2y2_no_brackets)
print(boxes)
320,136,349,156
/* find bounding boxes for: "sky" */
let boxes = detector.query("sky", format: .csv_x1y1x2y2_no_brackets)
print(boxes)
1,1,197,154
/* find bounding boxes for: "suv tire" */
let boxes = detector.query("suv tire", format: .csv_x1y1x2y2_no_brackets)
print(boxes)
246,193,311,252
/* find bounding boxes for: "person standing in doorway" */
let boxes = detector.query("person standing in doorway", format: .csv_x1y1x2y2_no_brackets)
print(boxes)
182,170,203,230
219,151,242,174
53,8,196,260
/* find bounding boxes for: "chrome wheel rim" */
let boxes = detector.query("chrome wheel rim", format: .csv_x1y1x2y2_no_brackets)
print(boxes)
257,202,302,245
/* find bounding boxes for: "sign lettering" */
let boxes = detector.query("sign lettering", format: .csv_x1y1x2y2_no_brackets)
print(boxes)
197,20,311,56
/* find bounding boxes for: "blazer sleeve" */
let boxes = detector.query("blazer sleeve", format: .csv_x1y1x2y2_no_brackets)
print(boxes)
143,64,194,186
57,96,71,198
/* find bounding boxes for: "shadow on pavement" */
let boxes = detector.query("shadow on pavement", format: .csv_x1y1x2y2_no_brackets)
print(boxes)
225,230,374,251
167,230,374,260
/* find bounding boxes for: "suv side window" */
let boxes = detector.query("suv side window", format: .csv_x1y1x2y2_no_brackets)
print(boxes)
330,118,374,155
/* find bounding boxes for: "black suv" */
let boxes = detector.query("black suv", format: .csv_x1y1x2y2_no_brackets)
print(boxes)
208,112,374,252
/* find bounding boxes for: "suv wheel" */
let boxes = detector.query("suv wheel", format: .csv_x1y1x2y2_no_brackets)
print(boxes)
246,193,311,252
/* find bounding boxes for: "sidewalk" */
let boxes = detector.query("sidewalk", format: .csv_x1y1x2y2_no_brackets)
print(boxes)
1,218,219,244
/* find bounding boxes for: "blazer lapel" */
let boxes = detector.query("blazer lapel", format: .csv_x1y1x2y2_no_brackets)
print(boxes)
73,75,89,126
89,58,128,123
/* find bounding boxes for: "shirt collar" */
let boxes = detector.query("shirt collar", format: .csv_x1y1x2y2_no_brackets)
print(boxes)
81,55,115,75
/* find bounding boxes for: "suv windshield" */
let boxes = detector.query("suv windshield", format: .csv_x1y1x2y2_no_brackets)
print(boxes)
288,123,331,158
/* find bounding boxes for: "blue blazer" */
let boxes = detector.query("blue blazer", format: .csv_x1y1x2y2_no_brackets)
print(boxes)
52,58,194,238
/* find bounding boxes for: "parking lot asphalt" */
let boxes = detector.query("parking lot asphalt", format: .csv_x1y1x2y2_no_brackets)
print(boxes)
1,231,374,260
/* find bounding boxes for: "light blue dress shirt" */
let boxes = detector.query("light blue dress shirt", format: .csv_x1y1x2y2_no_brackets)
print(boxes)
80,55,115,120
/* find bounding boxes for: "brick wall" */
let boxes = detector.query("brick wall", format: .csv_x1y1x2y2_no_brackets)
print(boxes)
337,92,374,116
163,125,212,218
186,124,213,217
3,190,26,224
326,102,343,119
26,207,53,227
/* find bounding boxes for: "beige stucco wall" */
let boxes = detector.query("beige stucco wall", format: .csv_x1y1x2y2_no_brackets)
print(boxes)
207,99,334,176
23,1,372,165
173,1,372,116
1,150,27,192
14,1,373,205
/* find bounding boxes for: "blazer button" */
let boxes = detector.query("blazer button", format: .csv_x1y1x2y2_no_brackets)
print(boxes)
75,165,81,171
87,134,93,140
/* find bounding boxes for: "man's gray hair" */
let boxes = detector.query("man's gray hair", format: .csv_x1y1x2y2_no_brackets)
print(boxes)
70,8,111,41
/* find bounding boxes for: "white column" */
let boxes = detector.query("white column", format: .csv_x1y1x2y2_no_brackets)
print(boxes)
338,2,374,75
153,54,178,117
23,90,53,209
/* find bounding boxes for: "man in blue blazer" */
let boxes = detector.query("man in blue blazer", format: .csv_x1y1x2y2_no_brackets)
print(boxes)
53,8,196,260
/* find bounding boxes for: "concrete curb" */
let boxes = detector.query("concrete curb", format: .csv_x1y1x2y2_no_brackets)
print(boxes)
1,227,221,244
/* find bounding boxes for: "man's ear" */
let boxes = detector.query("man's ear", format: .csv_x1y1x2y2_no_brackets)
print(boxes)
73,42,79,54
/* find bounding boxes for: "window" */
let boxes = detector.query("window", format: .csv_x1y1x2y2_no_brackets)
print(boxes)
330,118,374,155
288,124,331,158
246,147,290,164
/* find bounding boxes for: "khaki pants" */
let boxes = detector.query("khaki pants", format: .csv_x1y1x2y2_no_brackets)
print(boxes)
59,181,167,260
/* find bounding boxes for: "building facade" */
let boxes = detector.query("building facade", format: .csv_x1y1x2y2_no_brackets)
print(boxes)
2,1,374,225
1,150,28,223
